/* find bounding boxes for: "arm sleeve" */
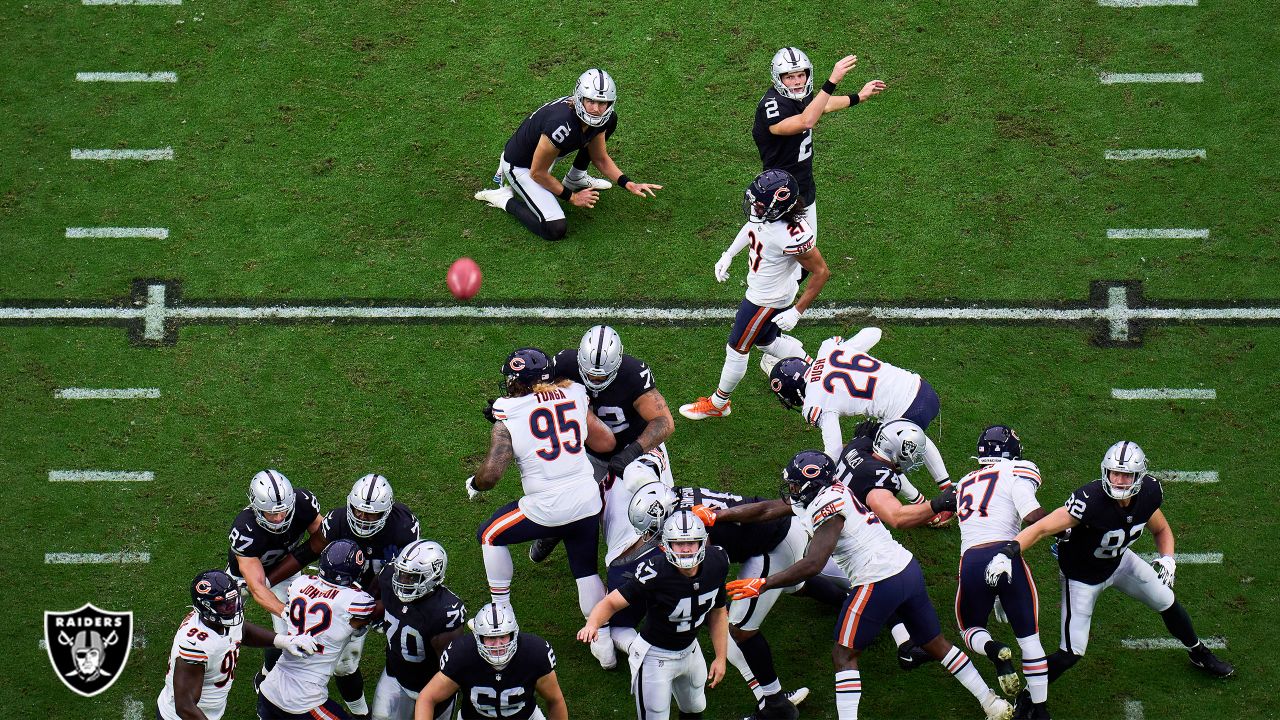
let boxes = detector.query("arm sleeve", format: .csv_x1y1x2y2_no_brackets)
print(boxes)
1010,478,1042,519
722,223,752,258
818,412,844,460
840,327,882,354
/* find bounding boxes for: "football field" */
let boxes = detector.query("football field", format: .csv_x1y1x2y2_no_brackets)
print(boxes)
4,1,1278,718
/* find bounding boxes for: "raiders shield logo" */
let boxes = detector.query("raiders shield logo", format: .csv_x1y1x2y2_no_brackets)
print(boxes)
44,603,133,697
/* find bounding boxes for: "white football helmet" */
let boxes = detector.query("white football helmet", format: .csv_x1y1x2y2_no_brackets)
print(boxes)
472,602,520,668
248,469,295,534
579,325,624,393
392,539,448,602
628,482,678,537
770,47,813,100
661,510,708,569
873,419,927,473
1100,440,1147,500
347,473,394,537
574,68,616,127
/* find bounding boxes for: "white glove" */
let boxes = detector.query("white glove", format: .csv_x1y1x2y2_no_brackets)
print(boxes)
1152,555,1176,588
984,553,1012,587
992,597,1009,624
274,633,319,657
278,607,290,623
465,476,484,501
772,307,801,331
714,253,733,283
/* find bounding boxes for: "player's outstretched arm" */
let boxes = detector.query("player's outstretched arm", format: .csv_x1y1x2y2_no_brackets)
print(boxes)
762,516,844,590
1013,506,1079,551
473,422,514,490
586,133,661,198
769,54,858,135
537,671,569,720
1148,508,1175,556
865,487,952,529
236,555,286,617
577,590,630,642
707,498,792,525
823,79,887,113
415,672,461,720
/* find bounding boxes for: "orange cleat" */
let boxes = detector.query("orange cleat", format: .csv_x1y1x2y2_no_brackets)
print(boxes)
679,397,731,420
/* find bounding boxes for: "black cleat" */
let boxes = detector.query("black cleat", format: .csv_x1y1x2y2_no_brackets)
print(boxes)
1189,644,1235,678
898,641,931,671
986,641,1022,696
1011,690,1032,719
528,537,560,563
1029,702,1051,720
742,692,799,720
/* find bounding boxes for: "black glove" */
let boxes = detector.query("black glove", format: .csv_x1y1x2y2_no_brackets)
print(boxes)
853,418,882,440
608,442,646,479
929,486,957,514
482,398,499,424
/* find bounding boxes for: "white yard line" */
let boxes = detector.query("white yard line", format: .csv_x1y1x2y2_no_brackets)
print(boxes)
1111,388,1216,400
1099,0,1196,5
55,387,160,399
1137,552,1223,564
76,72,176,83
49,470,154,482
66,227,169,239
1124,700,1145,720
45,552,151,564
1107,228,1209,239
71,148,173,161
82,0,182,4
40,635,147,650
1122,637,1225,650
1161,471,1219,483
1100,72,1202,84
1105,149,1206,160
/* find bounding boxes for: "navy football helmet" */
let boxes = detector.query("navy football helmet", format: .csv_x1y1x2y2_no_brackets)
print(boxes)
191,569,243,628
769,357,810,410
780,450,837,507
743,169,801,223
318,539,367,587
976,425,1022,461
501,347,552,391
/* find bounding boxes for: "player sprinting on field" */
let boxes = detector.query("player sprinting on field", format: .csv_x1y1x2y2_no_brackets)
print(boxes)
680,169,830,421
953,427,1051,717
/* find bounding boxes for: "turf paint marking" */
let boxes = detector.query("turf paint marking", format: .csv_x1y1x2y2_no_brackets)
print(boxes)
1098,0,1196,5
1162,471,1218,483
39,635,147,650
1111,388,1216,400
45,552,151,563
2,280,1279,347
1137,552,1223,564
123,698,144,720
1107,228,1209,239
55,387,160,399
82,0,181,4
66,227,169,239
1121,637,1225,650
1124,700,1145,720
1100,72,1202,84
1105,149,1205,160
71,148,173,161
75,72,176,83
49,470,154,482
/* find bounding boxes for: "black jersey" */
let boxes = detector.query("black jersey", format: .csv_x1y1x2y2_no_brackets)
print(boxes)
322,503,420,589
753,87,817,206
377,565,467,692
1057,476,1164,584
833,435,903,505
552,349,656,460
503,97,619,170
439,632,556,720
675,487,790,563
226,489,321,579
618,545,729,651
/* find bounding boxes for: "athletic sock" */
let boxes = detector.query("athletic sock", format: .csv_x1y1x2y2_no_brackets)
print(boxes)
566,166,587,181
923,436,950,489
897,479,924,504
961,627,994,656
1160,601,1200,648
1017,634,1048,704
942,646,994,703
726,636,764,700
834,669,861,719
714,345,749,406
335,671,367,712
735,632,779,691
481,544,514,606
759,334,809,364
575,575,607,619
889,623,912,647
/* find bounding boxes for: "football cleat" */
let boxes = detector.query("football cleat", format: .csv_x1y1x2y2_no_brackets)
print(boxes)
590,632,618,670
528,537,560,563
982,693,1015,720
759,352,781,377
474,187,513,210
1011,690,1032,720
1188,644,1235,678
986,641,1022,697
897,641,931,671
563,173,612,192
743,692,799,720
679,397,730,420
785,688,809,707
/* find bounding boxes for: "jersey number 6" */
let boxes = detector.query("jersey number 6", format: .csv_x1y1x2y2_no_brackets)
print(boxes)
822,351,881,400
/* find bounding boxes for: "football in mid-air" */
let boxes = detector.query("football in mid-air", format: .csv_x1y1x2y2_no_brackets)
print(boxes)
447,257,482,300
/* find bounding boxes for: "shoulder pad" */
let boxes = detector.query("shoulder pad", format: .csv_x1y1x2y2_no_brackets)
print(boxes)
1009,461,1042,487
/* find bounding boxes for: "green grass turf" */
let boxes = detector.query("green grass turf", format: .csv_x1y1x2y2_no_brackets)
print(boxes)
2,0,1279,717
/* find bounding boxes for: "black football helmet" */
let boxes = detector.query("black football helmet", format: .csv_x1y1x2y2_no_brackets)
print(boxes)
318,539,367,587
780,450,837,507
976,425,1022,461
769,357,810,410
191,569,244,628
743,169,801,223
501,347,552,391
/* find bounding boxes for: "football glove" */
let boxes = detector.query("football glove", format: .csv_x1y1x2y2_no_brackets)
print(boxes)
690,504,717,527
275,634,319,657
1152,555,1176,588
465,476,485,501
714,253,733,283
853,418,882,440
772,307,801,331
929,486,957,514
984,553,1012,587
482,398,499,424
993,597,1009,624
726,577,766,600
608,442,645,480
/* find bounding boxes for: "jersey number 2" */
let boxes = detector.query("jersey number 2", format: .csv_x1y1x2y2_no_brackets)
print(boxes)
288,597,333,638
822,351,881,400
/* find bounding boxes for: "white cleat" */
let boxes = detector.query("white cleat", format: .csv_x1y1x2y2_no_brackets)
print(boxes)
982,693,1014,720
474,187,513,210
562,173,612,191
590,633,618,670
760,352,781,377
785,687,809,707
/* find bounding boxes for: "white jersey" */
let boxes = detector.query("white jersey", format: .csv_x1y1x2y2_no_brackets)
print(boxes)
604,446,674,565
803,334,922,430
156,612,243,720
958,459,1043,553
259,575,376,713
738,216,816,308
794,483,913,587
492,382,602,526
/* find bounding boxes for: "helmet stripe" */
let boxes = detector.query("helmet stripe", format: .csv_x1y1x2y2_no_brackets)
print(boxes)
268,471,281,503
594,326,606,366
365,477,376,503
